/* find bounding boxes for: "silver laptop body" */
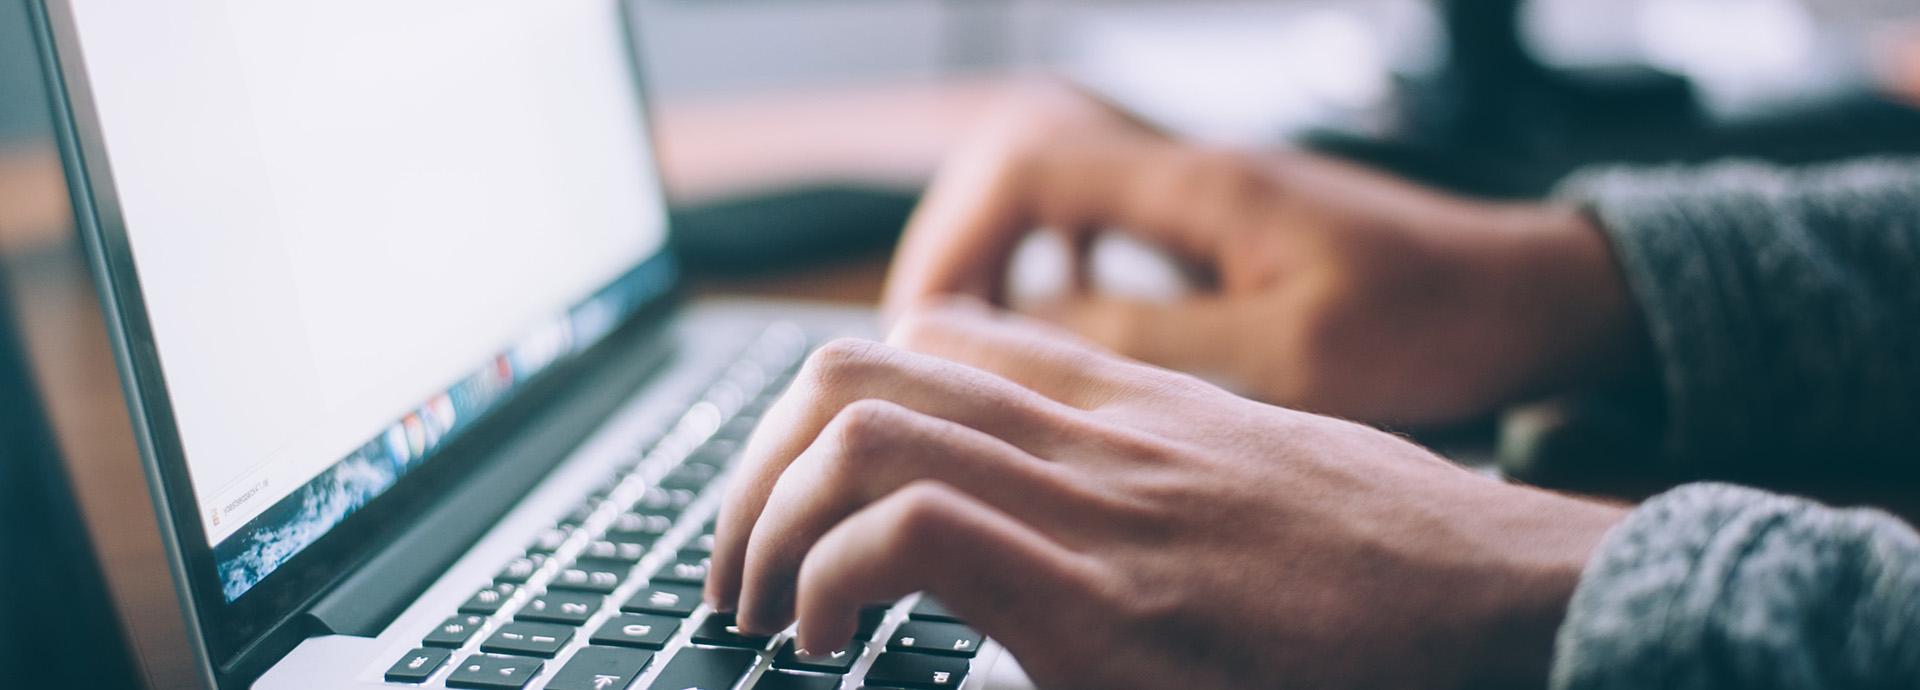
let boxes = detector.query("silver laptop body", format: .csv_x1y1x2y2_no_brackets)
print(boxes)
29,1,1034,688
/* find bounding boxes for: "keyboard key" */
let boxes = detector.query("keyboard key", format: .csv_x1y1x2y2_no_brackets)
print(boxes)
544,646,654,690
681,532,717,555
864,652,969,689
660,463,721,491
517,591,603,626
445,654,542,689
633,487,695,514
644,647,756,690
552,559,629,594
581,539,648,564
604,512,673,545
384,647,452,684
689,612,772,649
888,621,983,658
652,550,712,585
424,614,488,648
481,621,574,658
590,613,681,650
907,597,962,623
690,438,744,463
856,604,891,640
622,583,701,617
558,502,601,528
495,555,546,584
458,583,518,615
528,527,573,554
772,639,861,674
592,471,627,495
751,671,839,690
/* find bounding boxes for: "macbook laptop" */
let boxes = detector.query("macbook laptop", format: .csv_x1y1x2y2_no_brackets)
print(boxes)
29,1,1033,688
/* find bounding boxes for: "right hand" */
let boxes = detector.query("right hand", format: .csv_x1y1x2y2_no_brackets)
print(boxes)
884,82,1646,427
705,303,1626,690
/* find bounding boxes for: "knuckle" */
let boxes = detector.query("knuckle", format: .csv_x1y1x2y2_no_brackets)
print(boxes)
1178,146,1274,225
801,337,890,391
824,399,908,463
1112,571,1184,628
880,482,959,551
887,310,955,352
992,90,1078,142
1183,147,1265,194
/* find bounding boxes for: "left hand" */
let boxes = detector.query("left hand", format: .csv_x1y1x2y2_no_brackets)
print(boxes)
882,82,1645,427
705,302,1626,690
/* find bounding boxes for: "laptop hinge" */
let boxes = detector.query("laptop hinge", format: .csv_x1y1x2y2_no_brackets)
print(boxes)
301,318,679,639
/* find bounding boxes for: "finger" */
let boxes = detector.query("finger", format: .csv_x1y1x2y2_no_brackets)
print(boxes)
883,134,1251,315
790,480,1106,657
735,399,1088,633
706,338,1079,610
1028,294,1259,383
887,299,1164,408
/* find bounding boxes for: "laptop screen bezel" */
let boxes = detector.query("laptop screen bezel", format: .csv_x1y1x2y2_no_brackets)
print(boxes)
31,0,682,677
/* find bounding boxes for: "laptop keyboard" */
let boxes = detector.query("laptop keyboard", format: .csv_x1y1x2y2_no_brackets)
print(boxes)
384,324,989,689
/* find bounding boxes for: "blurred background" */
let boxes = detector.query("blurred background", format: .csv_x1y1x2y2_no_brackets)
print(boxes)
2,1,1919,685
8,0,1920,276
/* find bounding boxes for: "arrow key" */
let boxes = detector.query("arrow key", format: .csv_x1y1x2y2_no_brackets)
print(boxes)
545,645,654,690
445,653,543,689
772,638,861,674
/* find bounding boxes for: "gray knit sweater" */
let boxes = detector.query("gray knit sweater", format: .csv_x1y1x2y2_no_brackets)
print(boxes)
1549,160,1920,689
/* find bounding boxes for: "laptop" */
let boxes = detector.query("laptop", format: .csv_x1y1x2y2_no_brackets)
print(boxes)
29,1,1034,688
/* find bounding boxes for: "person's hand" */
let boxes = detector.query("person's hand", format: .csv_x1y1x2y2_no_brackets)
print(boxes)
706,303,1627,690
884,83,1646,427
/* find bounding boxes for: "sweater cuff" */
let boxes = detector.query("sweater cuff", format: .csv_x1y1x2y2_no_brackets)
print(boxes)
1553,166,1763,466
1550,483,1920,690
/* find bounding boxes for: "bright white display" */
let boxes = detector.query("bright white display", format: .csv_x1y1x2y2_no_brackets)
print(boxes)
64,0,667,541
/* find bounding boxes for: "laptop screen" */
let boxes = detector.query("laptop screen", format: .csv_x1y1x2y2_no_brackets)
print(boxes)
60,0,671,602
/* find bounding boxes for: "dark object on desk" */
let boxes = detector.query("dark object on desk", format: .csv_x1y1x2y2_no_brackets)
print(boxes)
0,267,141,689
1316,0,1920,200
670,184,918,274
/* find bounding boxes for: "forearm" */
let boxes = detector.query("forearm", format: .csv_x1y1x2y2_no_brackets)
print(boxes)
1552,483,1920,690
1555,158,1920,475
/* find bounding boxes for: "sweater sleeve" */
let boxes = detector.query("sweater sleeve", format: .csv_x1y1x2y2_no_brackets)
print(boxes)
1550,483,1920,690
1554,159,1920,475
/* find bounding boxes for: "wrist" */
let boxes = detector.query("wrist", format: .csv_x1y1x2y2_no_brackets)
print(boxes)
1489,203,1652,399
1458,489,1628,690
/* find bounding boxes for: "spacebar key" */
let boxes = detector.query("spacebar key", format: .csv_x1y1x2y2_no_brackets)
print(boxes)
646,647,757,690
